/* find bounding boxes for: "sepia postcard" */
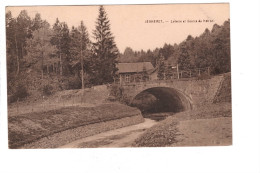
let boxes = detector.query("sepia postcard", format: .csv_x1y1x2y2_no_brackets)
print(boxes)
6,3,231,149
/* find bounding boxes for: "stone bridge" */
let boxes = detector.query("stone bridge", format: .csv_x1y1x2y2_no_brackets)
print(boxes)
119,75,225,112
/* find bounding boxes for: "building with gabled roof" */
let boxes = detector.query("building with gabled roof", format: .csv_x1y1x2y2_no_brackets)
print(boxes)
117,62,156,84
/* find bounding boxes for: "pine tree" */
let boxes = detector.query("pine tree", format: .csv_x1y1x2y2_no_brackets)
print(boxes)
178,43,191,70
92,6,119,84
157,54,165,80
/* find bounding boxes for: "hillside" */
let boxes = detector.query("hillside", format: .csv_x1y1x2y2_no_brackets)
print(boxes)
8,85,111,116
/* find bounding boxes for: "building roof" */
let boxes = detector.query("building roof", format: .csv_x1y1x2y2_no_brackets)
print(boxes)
117,62,154,73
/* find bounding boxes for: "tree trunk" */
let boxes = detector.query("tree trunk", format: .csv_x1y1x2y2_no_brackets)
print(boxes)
81,38,84,90
59,39,62,76
14,32,19,76
41,51,44,80
21,43,24,59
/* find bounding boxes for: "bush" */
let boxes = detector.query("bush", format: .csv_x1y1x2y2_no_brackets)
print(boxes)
66,76,82,90
42,85,53,96
110,84,123,98
197,73,211,80
9,84,29,103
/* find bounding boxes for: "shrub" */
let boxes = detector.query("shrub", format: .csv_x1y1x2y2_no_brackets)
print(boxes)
9,84,29,103
66,77,82,90
197,73,211,80
110,84,123,98
42,84,53,96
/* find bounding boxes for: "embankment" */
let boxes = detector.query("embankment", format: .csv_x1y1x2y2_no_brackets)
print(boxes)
133,102,232,147
9,103,144,149
133,73,232,147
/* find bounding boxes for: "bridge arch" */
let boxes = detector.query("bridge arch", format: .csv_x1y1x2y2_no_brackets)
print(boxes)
130,87,192,114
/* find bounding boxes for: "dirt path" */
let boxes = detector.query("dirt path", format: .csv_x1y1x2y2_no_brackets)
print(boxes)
58,118,157,148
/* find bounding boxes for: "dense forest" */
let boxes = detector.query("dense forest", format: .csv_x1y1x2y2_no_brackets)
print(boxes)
6,6,119,102
6,6,230,102
119,19,230,73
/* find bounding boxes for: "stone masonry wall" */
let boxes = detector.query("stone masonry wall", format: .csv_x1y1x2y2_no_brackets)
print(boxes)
121,75,224,108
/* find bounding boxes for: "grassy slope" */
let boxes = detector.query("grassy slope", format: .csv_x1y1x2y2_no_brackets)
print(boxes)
9,103,141,148
8,87,110,116
134,102,232,147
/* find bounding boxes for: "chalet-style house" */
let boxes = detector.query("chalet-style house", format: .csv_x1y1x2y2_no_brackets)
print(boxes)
117,62,157,84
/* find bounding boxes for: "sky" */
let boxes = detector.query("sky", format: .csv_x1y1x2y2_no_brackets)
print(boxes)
6,4,230,53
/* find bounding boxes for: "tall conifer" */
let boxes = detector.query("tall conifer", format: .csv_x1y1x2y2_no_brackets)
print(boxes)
92,6,119,84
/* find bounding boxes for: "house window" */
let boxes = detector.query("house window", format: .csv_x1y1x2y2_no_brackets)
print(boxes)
125,74,130,83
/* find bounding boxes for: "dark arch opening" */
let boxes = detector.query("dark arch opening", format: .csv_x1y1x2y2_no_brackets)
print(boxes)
130,87,191,119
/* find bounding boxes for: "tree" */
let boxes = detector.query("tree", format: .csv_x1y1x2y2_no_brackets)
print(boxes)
51,19,70,76
142,65,149,81
210,20,230,74
25,22,57,79
6,10,32,76
92,6,119,84
70,21,91,89
165,62,174,80
123,47,135,59
178,43,192,70
31,13,44,31
159,43,174,60
6,11,17,93
15,10,32,74
157,54,165,80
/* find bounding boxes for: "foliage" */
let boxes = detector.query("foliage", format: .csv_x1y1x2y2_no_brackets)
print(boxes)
109,84,125,102
142,66,149,81
42,84,53,96
118,20,230,75
197,73,211,80
165,62,174,80
69,21,91,89
178,42,192,70
157,54,165,80
66,76,82,90
50,18,71,75
6,10,32,93
5,8,230,103
92,6,119,85
25,22,57,75
9,84,29,103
